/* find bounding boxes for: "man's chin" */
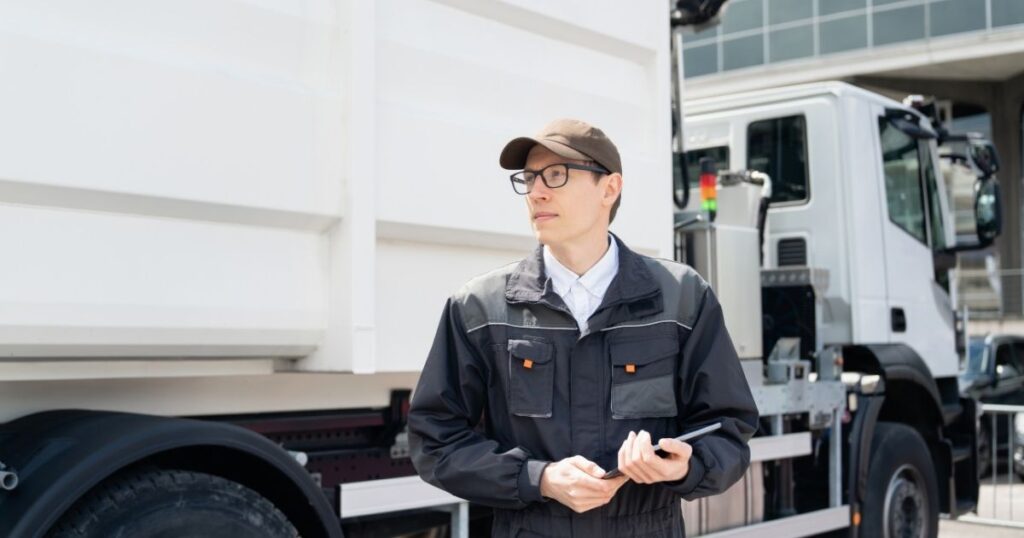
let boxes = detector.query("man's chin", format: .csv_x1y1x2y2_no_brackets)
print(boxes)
532,227,553,246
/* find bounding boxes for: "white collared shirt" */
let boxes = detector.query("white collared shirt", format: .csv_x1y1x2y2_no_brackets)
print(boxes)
543,235,619,333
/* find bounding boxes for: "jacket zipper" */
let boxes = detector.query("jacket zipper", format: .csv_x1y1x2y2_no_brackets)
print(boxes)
511,297,609,538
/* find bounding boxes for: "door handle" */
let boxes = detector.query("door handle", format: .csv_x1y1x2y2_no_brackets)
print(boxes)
891,308,906,333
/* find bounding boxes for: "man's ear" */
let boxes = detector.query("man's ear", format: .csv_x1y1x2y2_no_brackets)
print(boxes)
604,173,623,207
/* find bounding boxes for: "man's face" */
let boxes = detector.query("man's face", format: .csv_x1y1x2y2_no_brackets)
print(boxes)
523,145,620,247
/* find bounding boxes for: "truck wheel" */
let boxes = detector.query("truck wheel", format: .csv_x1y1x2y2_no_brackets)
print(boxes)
861,423,939,538
48,469,297,538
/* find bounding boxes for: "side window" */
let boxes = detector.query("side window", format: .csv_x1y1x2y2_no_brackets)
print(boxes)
879,119,927,244
920,140,947,251
747,115,809,204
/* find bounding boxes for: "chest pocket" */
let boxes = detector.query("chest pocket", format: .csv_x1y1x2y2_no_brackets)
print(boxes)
507,338,555,418
609,337,679,419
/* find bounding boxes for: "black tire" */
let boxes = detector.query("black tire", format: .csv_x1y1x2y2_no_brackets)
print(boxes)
48,469,298,538
861,422,939,538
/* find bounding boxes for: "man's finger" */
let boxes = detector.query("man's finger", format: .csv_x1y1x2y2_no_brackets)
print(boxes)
569,455,590,468
583,460,607,478
568,456,606,478
637,430,655,461
658,438,693,458
618,439,636,483
619,431,641,482
630,430,655,482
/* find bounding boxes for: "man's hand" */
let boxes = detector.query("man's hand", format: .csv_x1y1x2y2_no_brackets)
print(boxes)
616,430,693,484
539,455,628,513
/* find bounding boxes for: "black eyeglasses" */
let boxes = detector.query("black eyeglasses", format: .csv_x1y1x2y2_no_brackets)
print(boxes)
509,163,610,195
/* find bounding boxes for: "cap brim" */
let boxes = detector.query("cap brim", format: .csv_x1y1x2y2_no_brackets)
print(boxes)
499,137,590,170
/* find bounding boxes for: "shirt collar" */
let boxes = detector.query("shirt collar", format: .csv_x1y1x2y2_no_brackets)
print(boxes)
505,232,661,315
542,235,619,298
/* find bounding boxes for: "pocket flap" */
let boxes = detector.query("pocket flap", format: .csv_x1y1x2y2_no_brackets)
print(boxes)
610,337,679,366
507,339,554,364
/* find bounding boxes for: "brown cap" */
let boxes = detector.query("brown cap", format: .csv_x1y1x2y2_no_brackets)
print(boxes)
499,118,622,174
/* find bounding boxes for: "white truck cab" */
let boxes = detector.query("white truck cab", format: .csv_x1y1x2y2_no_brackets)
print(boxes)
686,82,961,377
678,81,998,537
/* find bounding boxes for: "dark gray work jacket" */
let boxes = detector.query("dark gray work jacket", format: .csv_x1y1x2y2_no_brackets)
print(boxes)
408,235,759,538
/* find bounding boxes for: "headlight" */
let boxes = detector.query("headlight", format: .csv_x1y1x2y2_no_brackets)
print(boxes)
1015,413,1024,435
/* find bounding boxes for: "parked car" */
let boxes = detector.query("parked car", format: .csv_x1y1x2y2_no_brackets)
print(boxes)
960,334,1024,477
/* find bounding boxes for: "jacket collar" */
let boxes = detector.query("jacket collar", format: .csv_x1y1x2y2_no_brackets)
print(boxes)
506,233,661,315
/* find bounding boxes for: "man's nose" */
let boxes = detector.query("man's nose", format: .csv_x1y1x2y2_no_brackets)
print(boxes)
528,179,552,202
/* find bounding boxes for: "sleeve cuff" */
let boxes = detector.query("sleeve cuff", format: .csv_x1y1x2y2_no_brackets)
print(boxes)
666,450,707,498
517,459,550,504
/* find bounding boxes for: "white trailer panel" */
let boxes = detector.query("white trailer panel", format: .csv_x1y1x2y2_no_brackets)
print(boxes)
0,0,672,379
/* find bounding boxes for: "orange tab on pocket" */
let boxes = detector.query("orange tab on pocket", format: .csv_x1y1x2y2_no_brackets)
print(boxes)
523,359,534,369
625,363,636,374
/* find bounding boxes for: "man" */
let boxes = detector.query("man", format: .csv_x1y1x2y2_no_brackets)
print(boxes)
408,118,758,537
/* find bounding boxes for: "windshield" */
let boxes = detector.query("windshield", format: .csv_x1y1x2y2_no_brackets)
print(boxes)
964,339,988,376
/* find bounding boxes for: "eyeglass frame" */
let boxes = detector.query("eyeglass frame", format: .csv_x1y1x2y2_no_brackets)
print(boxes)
509,162,611,195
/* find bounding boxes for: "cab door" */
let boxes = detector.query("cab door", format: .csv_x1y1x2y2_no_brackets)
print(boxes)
875,111,958,378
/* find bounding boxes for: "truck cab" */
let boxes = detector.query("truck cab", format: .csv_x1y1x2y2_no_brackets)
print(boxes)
686,82,968,377
680,81,1000,535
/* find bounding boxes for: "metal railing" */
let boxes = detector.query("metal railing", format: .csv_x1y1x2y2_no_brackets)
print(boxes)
954,267,1024,319
958,404,1024,529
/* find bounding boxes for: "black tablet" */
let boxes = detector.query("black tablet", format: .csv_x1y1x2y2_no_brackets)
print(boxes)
602,422,722,479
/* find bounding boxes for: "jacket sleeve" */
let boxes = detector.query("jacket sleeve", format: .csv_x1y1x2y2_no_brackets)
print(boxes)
408,298,549,509
664,286,759,500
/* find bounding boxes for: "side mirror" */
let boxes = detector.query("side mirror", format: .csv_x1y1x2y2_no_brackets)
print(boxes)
971,141,1000,179
974,178,1002,246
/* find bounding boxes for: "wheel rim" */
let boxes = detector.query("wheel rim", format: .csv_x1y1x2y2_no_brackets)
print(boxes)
883,464,928,538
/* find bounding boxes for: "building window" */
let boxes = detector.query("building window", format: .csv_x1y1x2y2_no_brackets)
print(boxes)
722,0,764,34
769,24,814,62
873,5,927,46
993,0,1024,28
768,0,813,25
930,0,987,37
819,0,867,17
748,115,809,204
820,14,868,54
684,44,719,78
723,34,765,70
